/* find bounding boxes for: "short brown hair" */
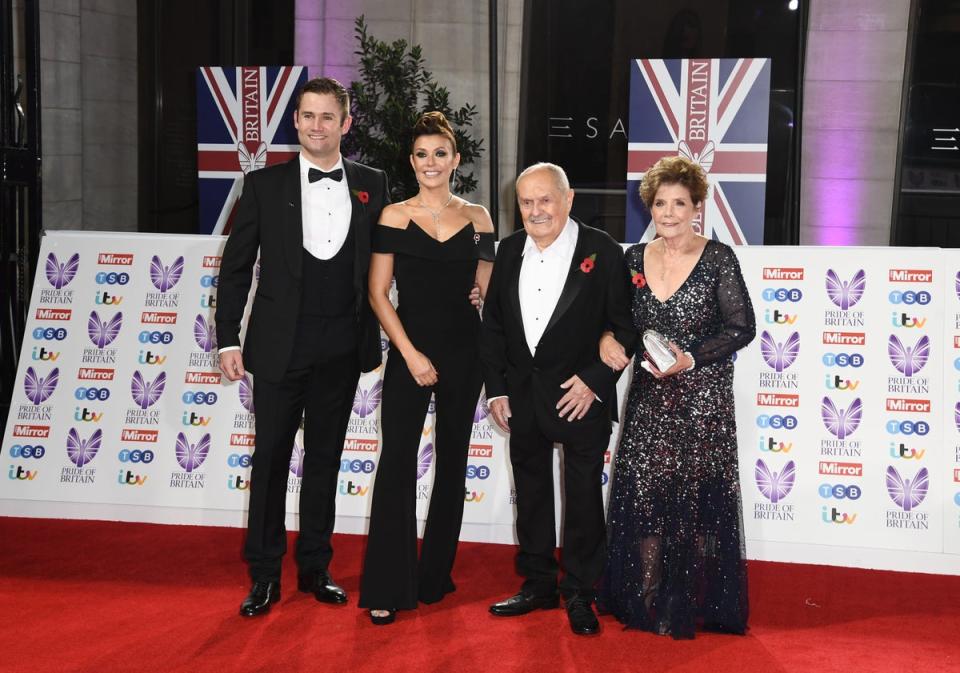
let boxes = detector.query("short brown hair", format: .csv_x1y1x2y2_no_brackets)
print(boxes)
295,77,350,121
639,155,708,208
411,111,457,153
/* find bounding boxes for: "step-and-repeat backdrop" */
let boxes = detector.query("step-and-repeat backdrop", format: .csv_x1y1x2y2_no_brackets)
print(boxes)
3,232,959,574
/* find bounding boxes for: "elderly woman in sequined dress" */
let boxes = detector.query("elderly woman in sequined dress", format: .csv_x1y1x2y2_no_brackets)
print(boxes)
596,155,756,639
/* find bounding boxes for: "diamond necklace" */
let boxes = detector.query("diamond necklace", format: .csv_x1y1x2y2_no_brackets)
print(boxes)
415,193,454,237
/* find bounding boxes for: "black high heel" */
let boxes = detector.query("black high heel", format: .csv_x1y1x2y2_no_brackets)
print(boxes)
369,609,396,625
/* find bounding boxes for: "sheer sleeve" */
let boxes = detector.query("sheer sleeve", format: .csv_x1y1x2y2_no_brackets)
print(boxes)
690,243,756,367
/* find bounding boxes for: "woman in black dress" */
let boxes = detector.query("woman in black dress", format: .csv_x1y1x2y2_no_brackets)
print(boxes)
598,155,755,638
359,112,495,624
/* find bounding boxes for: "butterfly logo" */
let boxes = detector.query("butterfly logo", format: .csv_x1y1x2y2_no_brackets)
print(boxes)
238,142,268,174
67,428,102,468
87,311,123,348
416,443,433,480
825,269,865,310
149,255,184,292
193,314,216,352
955,271,960,301
678,139,715,173
239,375,254,413
474,394,490,423
131,371,166,410
24,366,59,405
352,379,383,419
760,330,800,372
175,432,210,472
45,252,79,289
821,397,862,440
955,402,960,433
289,440,304,478
888,334,930,377
755,459,795,504
885,466,929,512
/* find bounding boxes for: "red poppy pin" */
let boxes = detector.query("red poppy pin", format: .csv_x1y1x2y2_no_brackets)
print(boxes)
580,253,597,274
352,189,370,204
630,268,647,288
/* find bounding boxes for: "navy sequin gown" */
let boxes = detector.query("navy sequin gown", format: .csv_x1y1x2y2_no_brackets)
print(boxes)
599,239,756,639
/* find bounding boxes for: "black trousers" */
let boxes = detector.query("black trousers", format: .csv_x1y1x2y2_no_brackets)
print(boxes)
244,330,359,582
509,422,610,600
359,342,482,610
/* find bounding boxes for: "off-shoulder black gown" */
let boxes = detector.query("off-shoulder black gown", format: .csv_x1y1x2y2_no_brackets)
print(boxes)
359,221,495,610
599,239,756,639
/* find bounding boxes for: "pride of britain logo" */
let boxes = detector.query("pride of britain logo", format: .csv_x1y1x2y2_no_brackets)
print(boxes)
887,334,930,395
753,458,796,521
885,466,930,531
758,330,799,390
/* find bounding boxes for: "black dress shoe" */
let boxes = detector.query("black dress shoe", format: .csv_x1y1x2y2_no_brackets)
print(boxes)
297,571,347,604
489,590,560,616
369,609,396,626
239,580,280,617
565,596,600,635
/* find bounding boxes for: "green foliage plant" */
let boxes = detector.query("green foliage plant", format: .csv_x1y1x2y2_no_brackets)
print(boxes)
341,15,484,202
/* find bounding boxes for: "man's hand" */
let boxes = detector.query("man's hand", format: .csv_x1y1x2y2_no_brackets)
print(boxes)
557,375,596,421
468,283,483,311
219,350,246,381
489,397,512,432
599,332,630,371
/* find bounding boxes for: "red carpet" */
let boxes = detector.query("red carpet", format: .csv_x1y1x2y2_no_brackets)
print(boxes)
1,517,958,673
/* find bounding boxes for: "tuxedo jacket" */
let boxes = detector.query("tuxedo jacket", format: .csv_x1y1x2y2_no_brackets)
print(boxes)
480,220,636,444
215,157,390,383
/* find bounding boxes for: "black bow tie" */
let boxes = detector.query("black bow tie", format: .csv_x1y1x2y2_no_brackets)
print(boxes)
308,167,343,183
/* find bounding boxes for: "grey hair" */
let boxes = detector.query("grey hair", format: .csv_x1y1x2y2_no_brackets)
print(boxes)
516,162,570,193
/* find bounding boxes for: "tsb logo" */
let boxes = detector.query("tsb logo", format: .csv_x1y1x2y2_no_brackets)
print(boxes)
756,414,798,430
761,288,802,302
95,271,130,285
75,387,110,401
227,453,252,468
466,464,491,479
821,353,864,368
199,274,219,287
118,449,155,463
885,419,930,436
138,330,174,344
32,327,68,341
182,391,218,405
340,458,376,474
9,445,46,459
888,290,931,305
818,483,862,500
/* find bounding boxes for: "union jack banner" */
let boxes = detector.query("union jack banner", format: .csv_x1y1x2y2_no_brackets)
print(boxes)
626,58,771,244
196,66,307,234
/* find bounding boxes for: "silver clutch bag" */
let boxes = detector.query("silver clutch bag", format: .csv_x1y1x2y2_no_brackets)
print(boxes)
642,329,677,372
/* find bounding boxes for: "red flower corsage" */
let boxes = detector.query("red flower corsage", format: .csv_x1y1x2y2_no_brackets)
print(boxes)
352,189,370,204
630,269,647,288
580,253,597,273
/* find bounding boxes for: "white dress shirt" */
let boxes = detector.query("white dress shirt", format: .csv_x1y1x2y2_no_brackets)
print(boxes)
300,153,352,260
218,153,352,356
518,217,578,355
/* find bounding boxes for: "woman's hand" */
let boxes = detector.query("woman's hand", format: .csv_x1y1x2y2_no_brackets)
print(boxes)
643,341,693,379
599,331,630,371
404,350,438,386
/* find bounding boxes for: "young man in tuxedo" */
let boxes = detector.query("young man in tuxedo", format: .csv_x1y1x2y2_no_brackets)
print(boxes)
216,77,390,617
480,163,635,635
